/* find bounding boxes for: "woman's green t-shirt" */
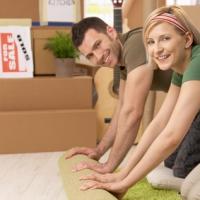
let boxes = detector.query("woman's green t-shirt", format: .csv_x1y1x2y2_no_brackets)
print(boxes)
172,45,200,87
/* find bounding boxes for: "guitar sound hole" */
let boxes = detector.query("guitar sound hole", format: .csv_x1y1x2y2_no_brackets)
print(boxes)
104,118,112,124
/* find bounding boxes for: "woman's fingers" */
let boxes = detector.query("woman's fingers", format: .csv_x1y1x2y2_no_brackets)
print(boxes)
80,181,108,191
80,174,97,181
80,171,124,184
80,180,128,200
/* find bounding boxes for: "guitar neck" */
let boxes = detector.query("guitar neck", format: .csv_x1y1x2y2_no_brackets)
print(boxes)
113,8,122,33
112,0,123,33
112,0,123,96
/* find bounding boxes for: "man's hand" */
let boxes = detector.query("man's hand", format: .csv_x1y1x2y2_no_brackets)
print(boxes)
65,147,112,173
65,147,101,160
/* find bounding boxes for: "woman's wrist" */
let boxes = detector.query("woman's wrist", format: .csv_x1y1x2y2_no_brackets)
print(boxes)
118,169,129,180
116,180,130,195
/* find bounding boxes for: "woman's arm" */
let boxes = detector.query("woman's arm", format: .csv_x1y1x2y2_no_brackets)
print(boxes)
121,80,200,189
80,81,200,194
119,83,180,177
80,83,179,183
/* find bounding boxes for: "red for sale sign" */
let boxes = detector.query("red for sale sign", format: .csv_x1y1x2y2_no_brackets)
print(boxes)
1,33,19,72
0,26,33,78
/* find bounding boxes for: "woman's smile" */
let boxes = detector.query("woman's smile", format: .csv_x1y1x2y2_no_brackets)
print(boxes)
147,22,190,72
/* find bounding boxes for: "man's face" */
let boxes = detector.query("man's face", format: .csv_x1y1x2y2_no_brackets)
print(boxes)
78,27,121,68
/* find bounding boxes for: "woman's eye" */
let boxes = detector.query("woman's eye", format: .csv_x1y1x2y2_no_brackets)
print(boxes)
162,36,170,41
147,40,154,45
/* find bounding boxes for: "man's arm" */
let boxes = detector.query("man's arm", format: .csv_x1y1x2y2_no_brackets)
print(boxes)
96,79,126,156
67,64,153,173
103,64,154,172
74,64,153,173
66,79,125,171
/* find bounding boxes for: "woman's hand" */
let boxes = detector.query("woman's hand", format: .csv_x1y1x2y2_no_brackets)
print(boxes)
80,180,128,199
72,161,111,173
80,171,125,183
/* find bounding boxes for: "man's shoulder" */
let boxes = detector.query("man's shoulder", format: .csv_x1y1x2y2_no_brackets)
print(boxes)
121,27,143,42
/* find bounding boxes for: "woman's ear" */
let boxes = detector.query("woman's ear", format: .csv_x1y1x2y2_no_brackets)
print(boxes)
106,26,118,39
185,32,193,48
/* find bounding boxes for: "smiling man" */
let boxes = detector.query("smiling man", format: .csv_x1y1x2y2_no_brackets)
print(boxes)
66,17,172,174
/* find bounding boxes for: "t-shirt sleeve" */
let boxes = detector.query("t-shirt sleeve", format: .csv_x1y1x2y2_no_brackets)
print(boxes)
182,55,200,83
171,72,182,87
123,32,146,74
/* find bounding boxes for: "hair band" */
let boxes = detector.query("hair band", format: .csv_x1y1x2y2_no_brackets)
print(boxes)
152,13,187,33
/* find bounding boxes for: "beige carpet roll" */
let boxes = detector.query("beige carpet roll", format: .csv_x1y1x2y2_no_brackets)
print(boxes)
58,153,118,200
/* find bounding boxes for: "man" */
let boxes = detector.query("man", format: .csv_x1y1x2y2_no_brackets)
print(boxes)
66,17,172,174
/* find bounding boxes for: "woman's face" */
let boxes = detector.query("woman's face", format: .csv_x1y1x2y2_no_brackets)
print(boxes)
146,22,189,71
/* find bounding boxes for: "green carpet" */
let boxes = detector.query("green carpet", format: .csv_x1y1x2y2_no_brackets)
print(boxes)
123,178,181,200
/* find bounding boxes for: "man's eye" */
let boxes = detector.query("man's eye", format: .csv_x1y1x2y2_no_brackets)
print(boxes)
95,41,101,49
87,54,93,60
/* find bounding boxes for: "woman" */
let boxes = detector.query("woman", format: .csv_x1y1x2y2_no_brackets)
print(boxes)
79,5,200,197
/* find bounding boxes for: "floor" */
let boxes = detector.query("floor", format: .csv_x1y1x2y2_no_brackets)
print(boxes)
0,151,66,200
0,147,135,200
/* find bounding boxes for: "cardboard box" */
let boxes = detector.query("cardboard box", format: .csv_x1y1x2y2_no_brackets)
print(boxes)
31,26,71,75
0,0,39,22
0,76,92,111
0,109,96,154
39,0,81,23
0,18,32,26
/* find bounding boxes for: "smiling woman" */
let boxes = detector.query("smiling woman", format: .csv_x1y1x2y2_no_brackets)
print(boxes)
76,6,200,199
145,21,191,72
142,6,200,180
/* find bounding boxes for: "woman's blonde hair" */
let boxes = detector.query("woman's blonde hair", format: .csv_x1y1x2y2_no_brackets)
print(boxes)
143,6,200,46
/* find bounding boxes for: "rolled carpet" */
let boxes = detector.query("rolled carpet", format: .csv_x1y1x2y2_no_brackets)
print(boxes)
58,153,118,200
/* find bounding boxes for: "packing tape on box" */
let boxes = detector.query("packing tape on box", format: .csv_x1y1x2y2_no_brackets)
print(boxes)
58,153,118,200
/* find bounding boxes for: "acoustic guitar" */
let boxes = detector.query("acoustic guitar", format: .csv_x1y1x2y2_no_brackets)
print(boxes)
95,0,123,141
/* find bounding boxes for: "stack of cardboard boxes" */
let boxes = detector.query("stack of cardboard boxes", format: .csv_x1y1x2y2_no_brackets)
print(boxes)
0,2,97,154
0,26,97,154
0,76,96,153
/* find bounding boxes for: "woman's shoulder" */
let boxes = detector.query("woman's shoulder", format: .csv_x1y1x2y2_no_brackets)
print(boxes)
191,45,200,59
182,45,200,83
